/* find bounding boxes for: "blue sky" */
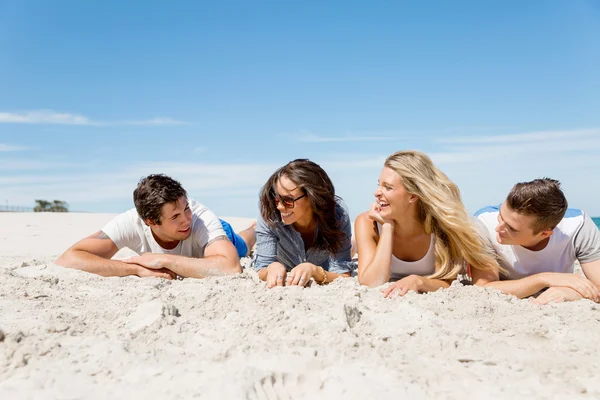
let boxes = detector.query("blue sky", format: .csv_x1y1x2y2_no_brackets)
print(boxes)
1,0,600,220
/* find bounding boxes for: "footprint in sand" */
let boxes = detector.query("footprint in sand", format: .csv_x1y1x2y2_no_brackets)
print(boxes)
246,372,324,400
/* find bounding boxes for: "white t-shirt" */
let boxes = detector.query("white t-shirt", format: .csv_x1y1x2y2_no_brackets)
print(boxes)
102,199,226,257
475,206,600,279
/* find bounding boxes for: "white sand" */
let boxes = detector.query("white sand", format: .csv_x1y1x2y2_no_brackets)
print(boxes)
1,212,599,399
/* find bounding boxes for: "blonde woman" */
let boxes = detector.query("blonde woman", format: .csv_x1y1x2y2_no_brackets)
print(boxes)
355,150,499,296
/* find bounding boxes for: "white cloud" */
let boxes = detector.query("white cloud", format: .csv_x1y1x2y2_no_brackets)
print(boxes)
1,127,599,218
430,133,600,165
312,128,600,217
123,117,187,126
0,110,186,126
0,144,27,152
0,110,92,125
0,161,278,206
439,128,600,145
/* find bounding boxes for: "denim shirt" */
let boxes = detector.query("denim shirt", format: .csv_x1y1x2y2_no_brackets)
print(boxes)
252,202,354,274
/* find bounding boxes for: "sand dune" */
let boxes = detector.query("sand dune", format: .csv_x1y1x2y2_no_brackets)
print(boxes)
1,213,599,399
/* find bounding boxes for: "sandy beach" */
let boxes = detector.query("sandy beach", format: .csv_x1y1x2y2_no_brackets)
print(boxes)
1,212,600,399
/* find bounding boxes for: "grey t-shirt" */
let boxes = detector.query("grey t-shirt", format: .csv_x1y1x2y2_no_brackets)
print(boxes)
252,202,354,274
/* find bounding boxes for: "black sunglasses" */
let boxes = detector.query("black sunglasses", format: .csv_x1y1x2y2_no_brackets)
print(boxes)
274,193,307,209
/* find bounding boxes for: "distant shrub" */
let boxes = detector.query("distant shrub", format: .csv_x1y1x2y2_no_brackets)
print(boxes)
34,199,69,212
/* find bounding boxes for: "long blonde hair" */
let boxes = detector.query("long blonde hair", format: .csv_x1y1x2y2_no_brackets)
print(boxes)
385,150,499,280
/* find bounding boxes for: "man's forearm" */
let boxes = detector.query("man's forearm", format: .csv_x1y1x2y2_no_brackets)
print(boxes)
478,274,547,299
161,254,241,278
56,250,140,277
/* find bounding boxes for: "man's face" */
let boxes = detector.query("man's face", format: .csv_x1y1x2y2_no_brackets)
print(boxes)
495,202,551,247
148,196,193,243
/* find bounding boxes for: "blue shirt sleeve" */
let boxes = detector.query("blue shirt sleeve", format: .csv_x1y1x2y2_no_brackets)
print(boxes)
323,206,355,274
252,216,279,271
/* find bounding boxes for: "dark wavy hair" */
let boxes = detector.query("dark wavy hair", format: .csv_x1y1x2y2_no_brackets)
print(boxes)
134,174,187,225
259,159,346,254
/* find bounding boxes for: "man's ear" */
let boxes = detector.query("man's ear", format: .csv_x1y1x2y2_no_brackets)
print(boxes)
539,229,554,240
145,218,158,227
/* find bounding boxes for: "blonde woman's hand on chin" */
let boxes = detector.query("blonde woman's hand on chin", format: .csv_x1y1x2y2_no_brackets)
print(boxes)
381,275,424,298
287,262,317,287
266,262,287,288
368,203,394,226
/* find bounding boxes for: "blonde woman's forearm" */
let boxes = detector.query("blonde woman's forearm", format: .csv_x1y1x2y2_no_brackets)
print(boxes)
358,223,394,287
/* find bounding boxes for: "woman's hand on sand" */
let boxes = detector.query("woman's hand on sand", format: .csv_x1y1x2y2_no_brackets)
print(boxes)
287,263,317,287
266,262,287,288
541,273,599,302
381,275,424,298
532,287,583,305
368,203,394,226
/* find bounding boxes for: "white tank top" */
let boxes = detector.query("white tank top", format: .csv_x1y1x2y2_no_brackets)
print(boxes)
376,222,436,280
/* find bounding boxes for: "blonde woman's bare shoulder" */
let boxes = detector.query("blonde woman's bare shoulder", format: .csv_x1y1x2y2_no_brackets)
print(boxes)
354,211,372,226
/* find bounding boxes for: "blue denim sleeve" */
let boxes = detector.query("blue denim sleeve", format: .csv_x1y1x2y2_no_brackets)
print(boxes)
325,207,355,274
252,216,279,271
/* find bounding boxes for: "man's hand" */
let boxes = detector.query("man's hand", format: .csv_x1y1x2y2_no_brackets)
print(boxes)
541,273,599,302
266,262,287,288
287,263,317,287
136,266,177,280
381,275,424,298
123,253,167,270
533,287,584,305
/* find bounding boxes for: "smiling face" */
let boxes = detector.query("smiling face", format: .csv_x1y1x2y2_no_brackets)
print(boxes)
274,175,313,227
146,196,193,247
374,166,417,219
495,202,553,247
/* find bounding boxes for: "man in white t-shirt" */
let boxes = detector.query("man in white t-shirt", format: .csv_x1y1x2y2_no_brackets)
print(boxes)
56,174,242,279
473,178,600,304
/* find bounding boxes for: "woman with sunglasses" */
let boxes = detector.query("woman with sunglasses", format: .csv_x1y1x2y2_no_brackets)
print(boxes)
253,159,353,288
355,150,499,296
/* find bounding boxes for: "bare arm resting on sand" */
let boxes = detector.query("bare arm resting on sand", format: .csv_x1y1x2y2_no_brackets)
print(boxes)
124,236,242,278
472,267,599,302
531,259,600,304
55,231,175,279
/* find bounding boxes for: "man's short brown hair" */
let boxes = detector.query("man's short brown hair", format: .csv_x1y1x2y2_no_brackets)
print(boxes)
133,174,187,225
506,178,568,233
